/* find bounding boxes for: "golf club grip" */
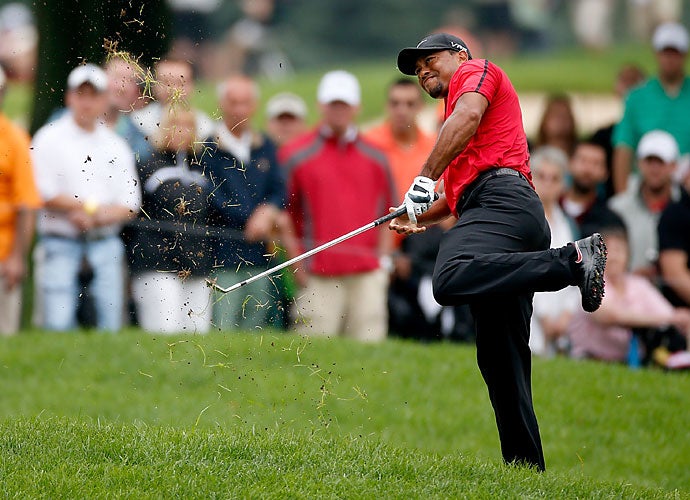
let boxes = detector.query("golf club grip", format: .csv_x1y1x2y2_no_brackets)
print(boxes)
374,206,406,226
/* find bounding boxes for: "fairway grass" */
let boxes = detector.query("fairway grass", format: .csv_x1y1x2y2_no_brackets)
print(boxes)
0,419,670,499
0,330,688,497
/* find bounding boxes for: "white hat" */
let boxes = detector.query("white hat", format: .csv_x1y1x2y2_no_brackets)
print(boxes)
652,22,689,52
266,92,307,119
67,63,108,92
637,130,679,164
317,70,360,106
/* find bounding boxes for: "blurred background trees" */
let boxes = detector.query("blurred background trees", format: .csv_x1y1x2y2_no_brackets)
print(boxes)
0,0,688,129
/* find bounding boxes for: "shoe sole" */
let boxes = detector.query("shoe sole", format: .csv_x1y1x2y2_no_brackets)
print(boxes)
582,233,607,313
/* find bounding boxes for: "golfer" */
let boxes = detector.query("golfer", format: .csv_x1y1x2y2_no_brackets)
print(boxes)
390,33,607,471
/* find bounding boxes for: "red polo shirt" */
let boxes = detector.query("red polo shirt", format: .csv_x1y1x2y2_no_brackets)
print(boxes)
441,59,532,216
280,127,395,276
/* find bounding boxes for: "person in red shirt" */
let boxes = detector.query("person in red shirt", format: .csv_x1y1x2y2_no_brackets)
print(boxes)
280,70,395,342
391,33,608,471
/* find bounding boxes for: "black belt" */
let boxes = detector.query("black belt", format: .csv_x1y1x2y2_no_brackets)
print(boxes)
457,167,524,215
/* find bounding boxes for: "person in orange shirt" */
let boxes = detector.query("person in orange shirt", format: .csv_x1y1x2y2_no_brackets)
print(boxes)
366,78,446,339
365,78,437,206
0,66,42,335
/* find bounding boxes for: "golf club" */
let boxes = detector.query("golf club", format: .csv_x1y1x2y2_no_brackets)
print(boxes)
206,205,407,294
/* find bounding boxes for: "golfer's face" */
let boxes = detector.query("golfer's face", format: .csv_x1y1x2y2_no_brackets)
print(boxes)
414,50,461,99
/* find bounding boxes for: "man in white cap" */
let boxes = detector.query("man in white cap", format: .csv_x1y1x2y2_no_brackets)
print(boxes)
609,130,681,277
0,65,41,335
31,63,141,332
613,21,690,194
265,91,308,147
279,70,395,342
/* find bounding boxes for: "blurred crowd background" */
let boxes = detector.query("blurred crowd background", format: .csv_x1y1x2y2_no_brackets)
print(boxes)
2,0,690,372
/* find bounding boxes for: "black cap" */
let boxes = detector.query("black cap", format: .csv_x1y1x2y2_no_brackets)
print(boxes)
397,33,472,76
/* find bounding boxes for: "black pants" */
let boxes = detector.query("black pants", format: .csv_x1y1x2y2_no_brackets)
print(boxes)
433,172,577,471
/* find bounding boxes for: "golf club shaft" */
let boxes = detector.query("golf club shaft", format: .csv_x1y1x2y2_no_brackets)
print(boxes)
207,206,406,294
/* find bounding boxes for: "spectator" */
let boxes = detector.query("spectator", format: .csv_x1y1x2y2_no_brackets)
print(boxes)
204,74,287,331
280,70,395,342
568,226,690,364
127,107,213,334
105,55,149,112
31,64,141,332
365,78,460,341
131,57,215,144
612,22,690,194
533,93,578,156
628,0,683,42
0,66,41,335
166,0,221,78
658,164,690,308
364,78,437,207
387,216,474,343
104,56,155,165
571,0,615,50
560,141,625,236
265,91,308,147
589,63,646,199
529,146,580,356
0,2,37,83
609,130,681,278
473,0,518,57
217,0,292,81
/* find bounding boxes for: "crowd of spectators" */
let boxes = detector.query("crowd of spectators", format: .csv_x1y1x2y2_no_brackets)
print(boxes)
2,18,690,370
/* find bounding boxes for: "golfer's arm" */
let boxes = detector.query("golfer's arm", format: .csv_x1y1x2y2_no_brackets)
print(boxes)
612,145,633,194
415,194,452,226
420,92,488,181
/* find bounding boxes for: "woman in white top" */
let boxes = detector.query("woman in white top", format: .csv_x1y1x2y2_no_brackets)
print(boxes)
529,146,581,356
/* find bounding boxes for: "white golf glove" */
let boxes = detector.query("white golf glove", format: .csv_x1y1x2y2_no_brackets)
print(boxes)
403,175,436,224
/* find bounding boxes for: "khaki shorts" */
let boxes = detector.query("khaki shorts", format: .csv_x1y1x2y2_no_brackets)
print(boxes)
292,269,388,342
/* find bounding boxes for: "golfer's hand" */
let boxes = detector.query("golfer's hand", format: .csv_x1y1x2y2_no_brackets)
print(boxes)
403,176,436,224
388,207,427,235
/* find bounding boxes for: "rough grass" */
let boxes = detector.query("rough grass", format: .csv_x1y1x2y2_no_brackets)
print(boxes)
0,330,688,497
0,418,669,499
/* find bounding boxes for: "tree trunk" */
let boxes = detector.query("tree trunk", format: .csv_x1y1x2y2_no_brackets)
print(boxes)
31,0,171,134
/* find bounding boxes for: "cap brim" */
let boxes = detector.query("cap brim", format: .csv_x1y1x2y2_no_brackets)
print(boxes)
397,47,439,76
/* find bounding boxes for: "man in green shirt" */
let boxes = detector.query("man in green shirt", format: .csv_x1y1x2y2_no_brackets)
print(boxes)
612,22,690,194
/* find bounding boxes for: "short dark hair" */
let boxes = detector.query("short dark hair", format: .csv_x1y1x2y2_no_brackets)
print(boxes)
387,78,423,97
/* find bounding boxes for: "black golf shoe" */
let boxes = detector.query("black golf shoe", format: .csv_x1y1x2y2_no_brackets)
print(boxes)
573,233,607,313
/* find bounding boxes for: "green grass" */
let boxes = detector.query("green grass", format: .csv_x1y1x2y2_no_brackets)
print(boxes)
0,330,688,497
